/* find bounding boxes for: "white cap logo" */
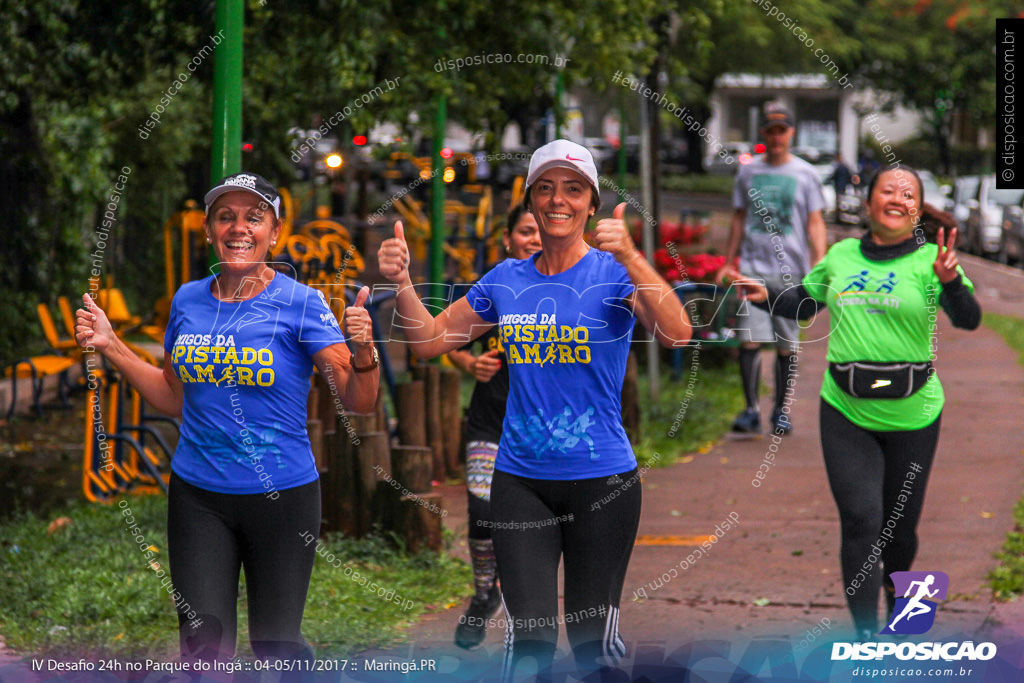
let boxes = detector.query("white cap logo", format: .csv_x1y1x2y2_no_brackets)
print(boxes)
225,174,258,191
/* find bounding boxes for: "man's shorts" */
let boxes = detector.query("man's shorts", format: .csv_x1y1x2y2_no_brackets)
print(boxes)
733,274,801,353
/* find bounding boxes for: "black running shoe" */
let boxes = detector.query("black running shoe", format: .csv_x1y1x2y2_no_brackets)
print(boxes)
731,408,761,434
454,583,501,650
771,407,792,435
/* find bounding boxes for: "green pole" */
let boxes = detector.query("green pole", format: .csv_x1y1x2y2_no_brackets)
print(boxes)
430,94,447,315
209,0,244,269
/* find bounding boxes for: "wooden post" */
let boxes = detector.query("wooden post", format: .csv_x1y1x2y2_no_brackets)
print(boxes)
322,415,358,537
374,381,388,434
397,492,444,553
459,415,468,466
391,445,434,494
353,431,390,535
321,411,377,537
349,411,378,436
439,368,462,476
395,381,427,447
413,365,444,481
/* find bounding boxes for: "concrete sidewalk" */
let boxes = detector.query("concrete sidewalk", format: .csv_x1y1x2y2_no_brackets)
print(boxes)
388,253,1024,666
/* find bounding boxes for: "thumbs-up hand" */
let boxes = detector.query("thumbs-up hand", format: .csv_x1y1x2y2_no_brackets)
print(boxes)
75,293,116,352
378,220,411,283
594,203,640,264
343,286,373,347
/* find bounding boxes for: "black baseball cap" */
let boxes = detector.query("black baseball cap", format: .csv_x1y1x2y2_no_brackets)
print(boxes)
204,172,281,218
760,103,795,131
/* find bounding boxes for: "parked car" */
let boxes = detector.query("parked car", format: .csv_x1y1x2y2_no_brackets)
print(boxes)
835,187,863,226
584,137,617,175
917,170,952,213
1000,196,1024,265
706,142,753,174
803,163,837,222
966,175,1024,257
952,175,981,235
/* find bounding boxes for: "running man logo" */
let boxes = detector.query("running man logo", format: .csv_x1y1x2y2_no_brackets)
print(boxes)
880,571,949,635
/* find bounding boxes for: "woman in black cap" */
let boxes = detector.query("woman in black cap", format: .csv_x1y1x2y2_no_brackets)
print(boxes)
77,173,380,663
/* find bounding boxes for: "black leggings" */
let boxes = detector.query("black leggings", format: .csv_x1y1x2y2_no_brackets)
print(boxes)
819,399,941,633
167,473,321,662
490,468,642,680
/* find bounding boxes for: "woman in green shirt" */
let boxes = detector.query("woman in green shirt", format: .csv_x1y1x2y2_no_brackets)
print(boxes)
737,166,980,639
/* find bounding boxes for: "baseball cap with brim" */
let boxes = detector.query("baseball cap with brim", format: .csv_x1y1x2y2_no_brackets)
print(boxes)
525,139,601,210
204,173,281,218
760,104,795,131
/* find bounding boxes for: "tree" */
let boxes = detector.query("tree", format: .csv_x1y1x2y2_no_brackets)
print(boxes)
849,0,1022,174
0,0,663,364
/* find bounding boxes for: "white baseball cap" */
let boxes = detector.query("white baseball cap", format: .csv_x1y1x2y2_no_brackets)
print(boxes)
525,139,601,210
204,172,282,218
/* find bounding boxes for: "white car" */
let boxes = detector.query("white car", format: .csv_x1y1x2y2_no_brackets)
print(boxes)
952,176,980,234
706,143,754,174
966,175,1024,257
793,149,838,223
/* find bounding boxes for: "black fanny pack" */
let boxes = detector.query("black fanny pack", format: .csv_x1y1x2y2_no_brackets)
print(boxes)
828,361,933,399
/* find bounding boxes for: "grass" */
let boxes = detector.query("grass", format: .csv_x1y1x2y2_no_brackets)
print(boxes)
0,493,471,659
984,312,1024,600
634,347,745,469
983,312,1024,368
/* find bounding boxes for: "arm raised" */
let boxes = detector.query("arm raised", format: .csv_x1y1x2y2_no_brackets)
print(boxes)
593,203,692,348
76,294,183,417
378,220,494,358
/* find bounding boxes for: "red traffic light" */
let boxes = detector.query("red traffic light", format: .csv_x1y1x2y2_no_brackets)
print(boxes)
352,135,367,146
242,142,254,152
440,147,453,160
753,143,766,154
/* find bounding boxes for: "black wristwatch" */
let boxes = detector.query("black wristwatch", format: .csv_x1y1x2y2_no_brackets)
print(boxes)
353,346,379,373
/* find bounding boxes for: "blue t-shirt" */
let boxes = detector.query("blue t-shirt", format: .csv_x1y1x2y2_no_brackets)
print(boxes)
464,249,637,480
164,272,346,493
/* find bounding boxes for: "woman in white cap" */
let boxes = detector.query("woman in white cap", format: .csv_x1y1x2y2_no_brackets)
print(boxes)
378,141,690,679
76,172,379,664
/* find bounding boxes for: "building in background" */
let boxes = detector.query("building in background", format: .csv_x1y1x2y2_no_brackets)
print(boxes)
705,73,923,170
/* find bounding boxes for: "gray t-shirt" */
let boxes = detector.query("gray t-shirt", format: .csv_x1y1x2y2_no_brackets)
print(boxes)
732,155,824,280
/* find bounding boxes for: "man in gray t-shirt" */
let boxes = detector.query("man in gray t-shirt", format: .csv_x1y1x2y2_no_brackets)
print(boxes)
716,102,826,435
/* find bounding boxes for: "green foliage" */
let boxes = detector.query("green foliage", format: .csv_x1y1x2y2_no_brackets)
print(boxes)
0,494,471,657
4,0,1008,366
984,313,1024,599
846,0,1017,172
860,134,997,177
982,313,1024,368
990,494,1024,601
635,350,746,468
1,0,664,367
